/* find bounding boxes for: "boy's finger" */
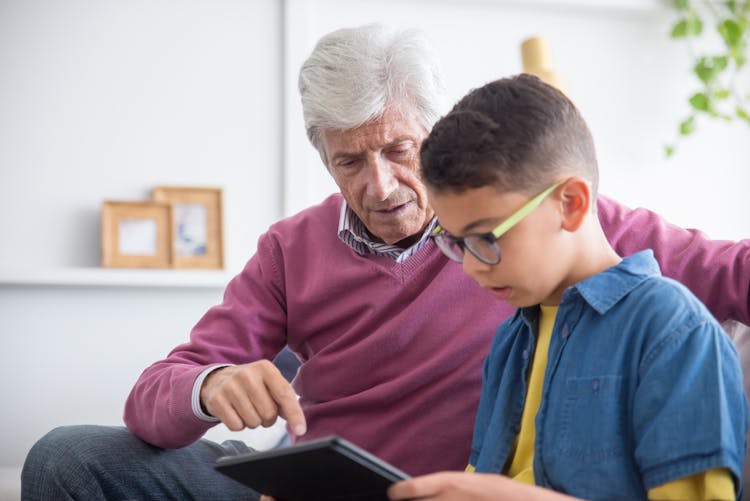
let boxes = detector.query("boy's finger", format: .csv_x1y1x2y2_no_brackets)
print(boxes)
388,479,425,500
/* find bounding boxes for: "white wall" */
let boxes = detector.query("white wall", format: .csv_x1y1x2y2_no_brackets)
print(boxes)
0,0,284,474
0,0,283,271
1,0,749,482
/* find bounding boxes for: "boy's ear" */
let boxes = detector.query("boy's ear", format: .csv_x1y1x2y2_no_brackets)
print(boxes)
558,177,590,232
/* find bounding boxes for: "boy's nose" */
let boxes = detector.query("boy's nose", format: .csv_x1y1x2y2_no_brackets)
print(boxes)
462,251,493,278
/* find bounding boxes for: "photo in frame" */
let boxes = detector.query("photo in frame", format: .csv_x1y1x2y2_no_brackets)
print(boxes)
152,186,224,269
101,201,173,268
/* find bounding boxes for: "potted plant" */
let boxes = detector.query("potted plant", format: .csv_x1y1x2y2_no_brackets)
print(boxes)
666,0,749,156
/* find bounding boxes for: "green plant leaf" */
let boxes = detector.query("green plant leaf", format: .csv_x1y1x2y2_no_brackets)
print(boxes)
680,116,697,135
673,0,689,10
693,56,730,83
719,19,744,47
731,46,747,67
713,88,731,99
713,55,729,71
694,58,716,83
738,107,750,123
687,16,704,36
671,19,689,38
689,92,711,111
665,144,676,157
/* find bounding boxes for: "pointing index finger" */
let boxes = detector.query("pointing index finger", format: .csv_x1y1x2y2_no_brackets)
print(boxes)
266,376,306,436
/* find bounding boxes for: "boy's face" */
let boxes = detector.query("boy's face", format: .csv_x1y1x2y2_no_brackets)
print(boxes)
429,184,570,307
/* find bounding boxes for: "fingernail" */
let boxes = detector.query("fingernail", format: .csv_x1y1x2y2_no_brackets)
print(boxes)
293,424,306,436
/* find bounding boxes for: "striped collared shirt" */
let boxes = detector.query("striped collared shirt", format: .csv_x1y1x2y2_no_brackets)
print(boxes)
337,199,437,263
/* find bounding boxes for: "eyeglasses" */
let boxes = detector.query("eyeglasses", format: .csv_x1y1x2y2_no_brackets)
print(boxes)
431,180,563,265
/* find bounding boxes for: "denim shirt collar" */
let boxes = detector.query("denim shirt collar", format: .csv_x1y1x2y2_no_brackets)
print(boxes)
520,249,660,323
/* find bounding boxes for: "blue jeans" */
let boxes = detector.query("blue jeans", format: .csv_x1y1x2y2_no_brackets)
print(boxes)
21,425,260,500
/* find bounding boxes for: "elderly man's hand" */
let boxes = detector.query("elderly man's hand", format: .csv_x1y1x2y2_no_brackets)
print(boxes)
199,360,306,436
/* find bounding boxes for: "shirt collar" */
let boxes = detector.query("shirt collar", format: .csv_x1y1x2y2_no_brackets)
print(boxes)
337,199,437,261
519,250,660,321
569,249,660,314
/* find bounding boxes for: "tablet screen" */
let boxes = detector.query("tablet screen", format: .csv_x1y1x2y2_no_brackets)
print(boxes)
215,435,410,501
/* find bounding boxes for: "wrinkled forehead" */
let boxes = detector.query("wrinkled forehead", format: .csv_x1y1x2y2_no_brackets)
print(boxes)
320,108,428,161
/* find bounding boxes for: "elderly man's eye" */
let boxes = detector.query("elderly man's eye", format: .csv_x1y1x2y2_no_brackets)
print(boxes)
387,142,415,156
335,158,358,168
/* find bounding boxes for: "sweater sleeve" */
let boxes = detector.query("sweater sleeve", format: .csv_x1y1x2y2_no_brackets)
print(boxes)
122,232,289,448
597,195,750,325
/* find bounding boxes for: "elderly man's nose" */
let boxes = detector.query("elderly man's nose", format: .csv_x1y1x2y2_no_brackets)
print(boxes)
365,160,398,200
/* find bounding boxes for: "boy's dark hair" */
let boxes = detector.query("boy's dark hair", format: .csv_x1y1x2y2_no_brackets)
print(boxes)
420,73,598,198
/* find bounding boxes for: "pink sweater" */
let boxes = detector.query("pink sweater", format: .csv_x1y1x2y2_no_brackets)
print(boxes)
124,193,750,475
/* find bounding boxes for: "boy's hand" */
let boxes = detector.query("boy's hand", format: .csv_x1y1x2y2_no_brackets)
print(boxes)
199,360,306,436
388,472,582,500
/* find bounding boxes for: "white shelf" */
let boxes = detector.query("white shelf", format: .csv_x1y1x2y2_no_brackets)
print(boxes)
0,267,234,288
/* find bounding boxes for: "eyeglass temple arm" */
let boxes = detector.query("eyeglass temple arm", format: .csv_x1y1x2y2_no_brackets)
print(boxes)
491,181,563,238
431,180,563,238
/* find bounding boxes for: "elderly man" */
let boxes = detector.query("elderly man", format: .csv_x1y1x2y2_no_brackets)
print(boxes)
22,23,750,500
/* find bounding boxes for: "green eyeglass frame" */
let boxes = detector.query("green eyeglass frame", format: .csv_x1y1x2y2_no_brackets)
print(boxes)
431,180,563,265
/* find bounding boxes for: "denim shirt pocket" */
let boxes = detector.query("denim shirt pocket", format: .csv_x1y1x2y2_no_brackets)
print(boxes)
554,374,628,463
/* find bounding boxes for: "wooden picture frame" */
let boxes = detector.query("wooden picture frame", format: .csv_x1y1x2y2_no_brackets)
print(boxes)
101,201,173,268
152,186,224,269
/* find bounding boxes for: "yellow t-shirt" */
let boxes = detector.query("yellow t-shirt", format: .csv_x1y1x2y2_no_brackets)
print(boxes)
496,304,735,500
504,304,556,482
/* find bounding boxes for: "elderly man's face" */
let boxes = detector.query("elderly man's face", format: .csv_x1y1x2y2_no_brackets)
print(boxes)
321,108,434,246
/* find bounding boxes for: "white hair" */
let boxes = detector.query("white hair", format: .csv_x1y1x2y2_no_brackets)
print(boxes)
298,23,447,154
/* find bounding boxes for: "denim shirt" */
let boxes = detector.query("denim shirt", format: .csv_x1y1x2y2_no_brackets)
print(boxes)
469,250,748,500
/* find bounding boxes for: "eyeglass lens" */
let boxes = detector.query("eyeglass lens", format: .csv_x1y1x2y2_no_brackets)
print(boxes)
434,233,500,265
464,234,501,264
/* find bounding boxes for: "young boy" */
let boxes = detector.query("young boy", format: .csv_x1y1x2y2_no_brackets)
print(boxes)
389,74,748,501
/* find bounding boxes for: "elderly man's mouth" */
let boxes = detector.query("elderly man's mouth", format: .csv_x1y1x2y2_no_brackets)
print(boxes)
372,202,411,216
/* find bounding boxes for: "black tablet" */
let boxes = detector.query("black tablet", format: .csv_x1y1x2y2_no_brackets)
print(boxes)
214,435,410,501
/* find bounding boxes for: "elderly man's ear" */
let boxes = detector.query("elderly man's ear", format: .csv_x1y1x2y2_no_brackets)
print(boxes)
558,177,591,232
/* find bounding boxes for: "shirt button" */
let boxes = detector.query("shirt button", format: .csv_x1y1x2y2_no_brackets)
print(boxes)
592,379,600,393
522,350,529,360
561,325,569,338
